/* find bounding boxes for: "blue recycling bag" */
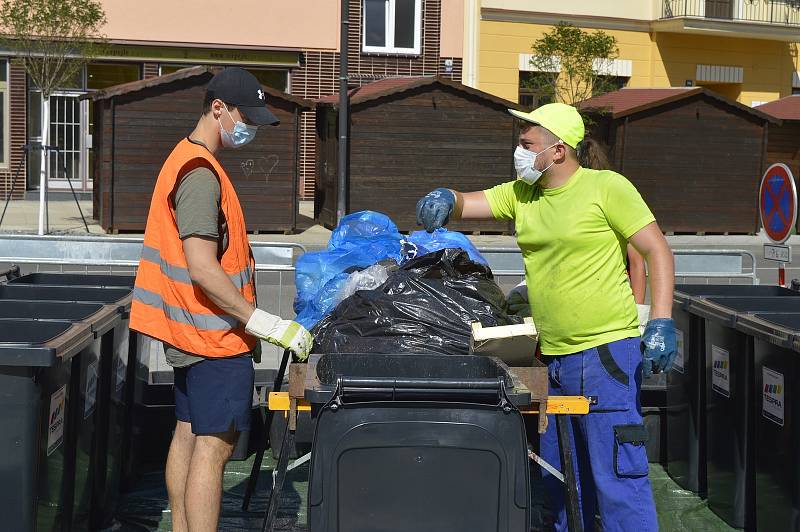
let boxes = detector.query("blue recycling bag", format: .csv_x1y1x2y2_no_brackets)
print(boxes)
293,211,488,328
408,228,487,265
294,212,404,328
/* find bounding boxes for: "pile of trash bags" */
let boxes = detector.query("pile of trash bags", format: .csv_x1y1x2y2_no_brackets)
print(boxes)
293,211,520,355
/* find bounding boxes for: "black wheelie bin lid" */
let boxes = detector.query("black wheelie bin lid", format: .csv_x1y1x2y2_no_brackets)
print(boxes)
0,301,119,337
735,313,800,351
0,285,132,308
674,284,799,309
9,273,135,289
0,319,94,366
689,296,800,328
304,353,532,407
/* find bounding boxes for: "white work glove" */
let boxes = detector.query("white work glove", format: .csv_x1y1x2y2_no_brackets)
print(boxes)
245,309,313,361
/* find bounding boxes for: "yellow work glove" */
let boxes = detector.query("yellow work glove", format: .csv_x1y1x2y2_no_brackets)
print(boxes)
245,309,313,361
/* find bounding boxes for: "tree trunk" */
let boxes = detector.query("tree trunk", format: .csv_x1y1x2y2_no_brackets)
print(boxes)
37,96,49,235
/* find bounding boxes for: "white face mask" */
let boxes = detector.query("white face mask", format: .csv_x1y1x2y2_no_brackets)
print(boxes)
514,143,558,185
218,104,258,149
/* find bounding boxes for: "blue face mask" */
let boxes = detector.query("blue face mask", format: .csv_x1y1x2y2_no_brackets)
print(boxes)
219,104,257,148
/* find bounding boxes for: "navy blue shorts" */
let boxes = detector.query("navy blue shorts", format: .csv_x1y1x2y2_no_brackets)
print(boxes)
174,356,255,435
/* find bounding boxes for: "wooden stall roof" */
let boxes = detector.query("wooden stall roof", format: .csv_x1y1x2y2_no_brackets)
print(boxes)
578,87,780,124
318,75,527,111
756,96,800,121
83,65,315,109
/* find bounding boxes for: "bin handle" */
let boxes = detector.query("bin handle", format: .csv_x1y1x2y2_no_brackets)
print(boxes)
335,376,506,403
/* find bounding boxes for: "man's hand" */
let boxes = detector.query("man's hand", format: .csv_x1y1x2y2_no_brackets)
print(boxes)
246,309,313,361
641,318,677,377
416,188,456,232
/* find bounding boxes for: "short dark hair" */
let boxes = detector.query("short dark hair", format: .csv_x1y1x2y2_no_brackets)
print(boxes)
202,92,237,115
517,121,560,145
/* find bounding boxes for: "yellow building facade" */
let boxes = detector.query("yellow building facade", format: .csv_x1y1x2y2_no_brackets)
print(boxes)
465,0,800,107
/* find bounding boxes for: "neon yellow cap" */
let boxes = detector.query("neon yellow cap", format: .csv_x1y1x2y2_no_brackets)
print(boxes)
509,103,585,149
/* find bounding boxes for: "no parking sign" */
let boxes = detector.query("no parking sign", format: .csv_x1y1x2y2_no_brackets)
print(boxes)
759,164,797,284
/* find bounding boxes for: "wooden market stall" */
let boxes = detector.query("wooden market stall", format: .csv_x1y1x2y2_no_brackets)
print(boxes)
579,87,779,234
315,76,524,233
88,66,313,233
755,96,800,173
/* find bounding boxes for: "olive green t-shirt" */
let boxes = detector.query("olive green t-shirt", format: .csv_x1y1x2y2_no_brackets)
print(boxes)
484,167,655,355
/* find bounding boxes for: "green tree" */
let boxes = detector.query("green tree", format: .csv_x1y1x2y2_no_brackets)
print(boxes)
525,22,619,106
0,0,106,234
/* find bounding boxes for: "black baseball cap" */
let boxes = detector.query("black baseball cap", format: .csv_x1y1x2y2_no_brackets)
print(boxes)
206,67,280,126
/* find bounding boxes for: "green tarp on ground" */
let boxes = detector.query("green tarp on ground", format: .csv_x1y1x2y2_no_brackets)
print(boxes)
115,458,734,532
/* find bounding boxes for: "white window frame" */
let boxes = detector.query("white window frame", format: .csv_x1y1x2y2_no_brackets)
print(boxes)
0,60,9,169
362,0,422,56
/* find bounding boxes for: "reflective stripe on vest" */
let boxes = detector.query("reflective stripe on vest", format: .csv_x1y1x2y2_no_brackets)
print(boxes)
133,286,239,330
140,244,253,290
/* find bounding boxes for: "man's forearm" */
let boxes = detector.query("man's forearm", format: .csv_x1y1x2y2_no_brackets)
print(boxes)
190,262,254,324
645,246,675,319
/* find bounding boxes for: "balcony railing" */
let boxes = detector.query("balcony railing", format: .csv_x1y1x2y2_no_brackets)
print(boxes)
662,0,800,26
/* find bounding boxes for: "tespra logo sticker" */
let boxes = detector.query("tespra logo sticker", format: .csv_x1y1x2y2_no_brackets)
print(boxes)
763,367,785,427
711,346,731,398
47,385,67,455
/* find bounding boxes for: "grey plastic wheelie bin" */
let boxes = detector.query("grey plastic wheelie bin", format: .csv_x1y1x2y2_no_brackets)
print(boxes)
0,318,94,532
668,285,799,499
0,279,134,530
736,312,800,532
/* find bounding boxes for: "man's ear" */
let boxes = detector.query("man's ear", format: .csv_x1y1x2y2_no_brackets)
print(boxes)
555,143,568,163
211,99,224,119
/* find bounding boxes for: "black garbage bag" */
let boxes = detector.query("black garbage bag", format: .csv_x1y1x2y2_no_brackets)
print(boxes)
311,248,521,355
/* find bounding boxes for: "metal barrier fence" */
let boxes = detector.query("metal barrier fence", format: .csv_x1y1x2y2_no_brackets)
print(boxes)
0,237,760,304
0,235,307,377
0,236,760,380
478,247,761,287
672,249,759,285
0,234,306,316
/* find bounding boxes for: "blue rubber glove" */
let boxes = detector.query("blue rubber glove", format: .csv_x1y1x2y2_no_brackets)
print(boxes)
416,188,455,233
641,318,677,377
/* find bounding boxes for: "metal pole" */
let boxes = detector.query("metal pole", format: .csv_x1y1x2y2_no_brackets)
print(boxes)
336,0,350,224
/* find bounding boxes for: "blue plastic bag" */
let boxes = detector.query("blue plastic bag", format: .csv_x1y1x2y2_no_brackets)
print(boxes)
408,228,487,265
294,211,404,328
293,211,488,329
328,211,404,254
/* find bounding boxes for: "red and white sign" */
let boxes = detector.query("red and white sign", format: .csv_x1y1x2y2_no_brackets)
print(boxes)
759,163,797,244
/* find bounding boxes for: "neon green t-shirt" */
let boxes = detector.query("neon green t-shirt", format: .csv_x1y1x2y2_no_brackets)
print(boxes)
484,167,655,355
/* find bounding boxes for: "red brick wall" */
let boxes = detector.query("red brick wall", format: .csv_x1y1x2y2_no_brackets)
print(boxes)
1,63,27,199
291,0,462,199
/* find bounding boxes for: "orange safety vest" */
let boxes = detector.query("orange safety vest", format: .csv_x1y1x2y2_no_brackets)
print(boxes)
130,138,257,357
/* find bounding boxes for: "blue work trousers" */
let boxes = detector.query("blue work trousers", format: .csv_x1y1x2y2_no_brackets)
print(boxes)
541,337,658,532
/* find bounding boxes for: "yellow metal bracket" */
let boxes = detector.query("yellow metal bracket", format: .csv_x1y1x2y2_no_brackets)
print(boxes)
520,395,590,416
268,391,589,415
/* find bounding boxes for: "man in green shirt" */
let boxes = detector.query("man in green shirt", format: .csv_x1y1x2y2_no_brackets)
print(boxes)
416,103,675,531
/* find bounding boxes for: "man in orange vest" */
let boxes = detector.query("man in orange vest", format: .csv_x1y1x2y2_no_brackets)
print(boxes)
130,67,312,532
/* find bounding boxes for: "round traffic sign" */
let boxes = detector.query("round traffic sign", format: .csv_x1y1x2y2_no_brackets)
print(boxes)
759,163,797,244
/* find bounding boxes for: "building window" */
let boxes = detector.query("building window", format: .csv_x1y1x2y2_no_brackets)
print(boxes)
593,75,628,96
248,69,289,92
0,60,8,167
793,87,800,95
159,65,289,92
159,64,191,76
363,0,421,55
519,72,554,109
87,63,141,90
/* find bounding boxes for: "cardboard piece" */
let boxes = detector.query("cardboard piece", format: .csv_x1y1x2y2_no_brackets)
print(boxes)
470,318,539,367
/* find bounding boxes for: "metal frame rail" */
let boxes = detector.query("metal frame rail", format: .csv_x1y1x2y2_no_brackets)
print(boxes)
258,349,591,532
